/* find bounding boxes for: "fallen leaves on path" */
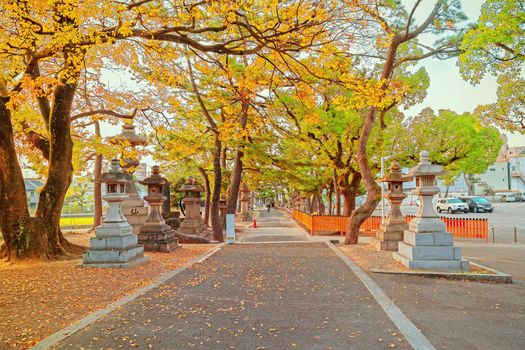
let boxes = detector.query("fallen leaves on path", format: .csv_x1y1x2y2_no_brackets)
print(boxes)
0,239,216,350
338,243,407,271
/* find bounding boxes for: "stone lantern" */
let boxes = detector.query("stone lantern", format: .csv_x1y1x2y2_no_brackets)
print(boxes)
82,159,149,267
240,183,252,221
138,166,179,252
393,151,469,271
111,124,149,234
372,161,413,251
177,177,206,235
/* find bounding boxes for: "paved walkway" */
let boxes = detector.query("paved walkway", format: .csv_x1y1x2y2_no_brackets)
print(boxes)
51,210,413,349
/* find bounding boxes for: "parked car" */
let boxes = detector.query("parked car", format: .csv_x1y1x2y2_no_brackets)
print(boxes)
497,193,517,202
435,198,469,214
458,197,494,213
515,192,525,202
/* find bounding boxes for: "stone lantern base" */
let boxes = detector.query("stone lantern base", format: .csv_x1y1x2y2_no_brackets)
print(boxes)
138,223,179,252
122,197,149,234
82,222,149,268
393,229,469,271
371,222,406,251
178,218,206,235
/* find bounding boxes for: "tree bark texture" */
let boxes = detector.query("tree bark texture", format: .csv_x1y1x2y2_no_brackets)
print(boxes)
226,106,248,214
93,121,102,227
199,167,211,227
210,135,224,242
0,84,81,259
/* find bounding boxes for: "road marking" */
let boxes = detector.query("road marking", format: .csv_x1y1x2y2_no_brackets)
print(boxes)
327,242,437,350
30,244,224,350
463,256,521,264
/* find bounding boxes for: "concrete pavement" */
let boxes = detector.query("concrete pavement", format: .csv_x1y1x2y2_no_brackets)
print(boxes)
50,210,413,350
42,209,525,349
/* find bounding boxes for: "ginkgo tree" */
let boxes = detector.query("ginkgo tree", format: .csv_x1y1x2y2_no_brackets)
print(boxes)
0,0,340,259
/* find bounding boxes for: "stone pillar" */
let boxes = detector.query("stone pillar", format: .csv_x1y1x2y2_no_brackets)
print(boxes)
82,159,149,268
138,166,179,252
240,183,252,221
372,161,412,251
393,151,470,271
114,124,149,234
178,177,207,235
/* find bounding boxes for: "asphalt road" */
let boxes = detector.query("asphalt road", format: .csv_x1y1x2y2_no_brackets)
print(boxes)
376,202,525,243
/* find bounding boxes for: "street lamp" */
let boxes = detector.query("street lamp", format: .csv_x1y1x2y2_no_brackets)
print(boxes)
380,156,391,224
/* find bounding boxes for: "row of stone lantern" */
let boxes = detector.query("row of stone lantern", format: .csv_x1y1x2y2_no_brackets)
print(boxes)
83,161,181,267
82,158,254,267
374,151,469,271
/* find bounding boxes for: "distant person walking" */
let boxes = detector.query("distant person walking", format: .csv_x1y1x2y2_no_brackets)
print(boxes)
266,203,271,213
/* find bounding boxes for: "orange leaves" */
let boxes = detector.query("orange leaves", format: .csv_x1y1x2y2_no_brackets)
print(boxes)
0,240,216,350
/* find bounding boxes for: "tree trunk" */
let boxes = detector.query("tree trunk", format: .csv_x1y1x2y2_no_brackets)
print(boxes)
93,121,102,227
345,106,382,244
199,167,211,227
328,181,334,215
338,171,361,217
34,83,82,257
317,191,326,215
346,37,401,244
226,106,248,215
210,135,224,242
0,85,81,259
0,97,33,259
333,168,341,216
226,147,243,214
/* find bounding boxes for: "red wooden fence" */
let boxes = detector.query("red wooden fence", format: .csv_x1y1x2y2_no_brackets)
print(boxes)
291,210,488,240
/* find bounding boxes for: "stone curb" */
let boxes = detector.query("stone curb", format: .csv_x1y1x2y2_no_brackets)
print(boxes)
29,243,225,350
327,242,437,350
370,261,512,284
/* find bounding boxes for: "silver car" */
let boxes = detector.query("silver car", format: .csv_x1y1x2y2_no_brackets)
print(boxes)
436,198,469,214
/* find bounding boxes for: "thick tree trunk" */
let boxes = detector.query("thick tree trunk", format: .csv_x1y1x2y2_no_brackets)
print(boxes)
0,85,81,259
93,122,102,227
210,135,224,242
226,147,243,214
34,83,82,257
226,107,248,215
0,97,33,259
199,167,211,227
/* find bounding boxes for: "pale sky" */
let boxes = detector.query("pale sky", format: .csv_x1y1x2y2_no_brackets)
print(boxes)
404,0,525,147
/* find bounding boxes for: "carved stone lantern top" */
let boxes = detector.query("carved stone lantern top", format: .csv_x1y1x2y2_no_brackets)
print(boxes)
139,165,167,187
100,159,131,184
408,151,445,178
112,124,148,147
379,160,413,183
100,159,131,201
178,176,204,195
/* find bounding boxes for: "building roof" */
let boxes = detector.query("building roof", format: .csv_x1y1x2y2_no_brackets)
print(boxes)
24,179,43,191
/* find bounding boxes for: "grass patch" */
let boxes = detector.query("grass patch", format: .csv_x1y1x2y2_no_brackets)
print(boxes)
60,216,93,227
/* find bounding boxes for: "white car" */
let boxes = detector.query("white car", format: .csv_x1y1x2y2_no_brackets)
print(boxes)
436,198,469,214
